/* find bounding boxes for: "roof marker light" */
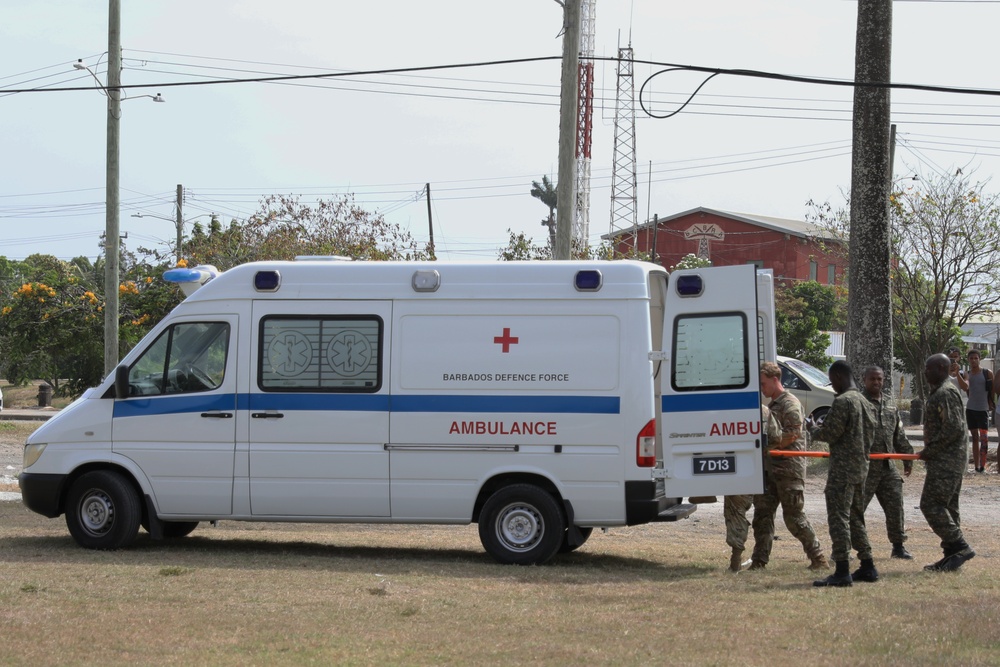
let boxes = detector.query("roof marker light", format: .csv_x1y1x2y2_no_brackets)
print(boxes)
412,269,440,292
675,274,704,297
254,270,281,292
575,270,602,291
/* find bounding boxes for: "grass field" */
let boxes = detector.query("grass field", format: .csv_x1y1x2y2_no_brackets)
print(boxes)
2,480,997,666
2,404,997,665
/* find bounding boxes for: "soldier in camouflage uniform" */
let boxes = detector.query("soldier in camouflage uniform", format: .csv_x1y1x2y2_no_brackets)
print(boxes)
861,366,915,560
812,360,876,588
920,353,976,572
725,404,781,572
748,362,828,571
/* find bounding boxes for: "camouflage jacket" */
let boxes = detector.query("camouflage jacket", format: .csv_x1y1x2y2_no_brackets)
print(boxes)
866,395,914,456
813,386,874,484
766,390,806,481
922,381,969,476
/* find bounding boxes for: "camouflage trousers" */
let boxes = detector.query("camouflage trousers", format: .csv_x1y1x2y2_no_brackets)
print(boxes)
751,477,823,564
920,466,965,548
825,477,872,562
862,461,907,545
724,494,753,552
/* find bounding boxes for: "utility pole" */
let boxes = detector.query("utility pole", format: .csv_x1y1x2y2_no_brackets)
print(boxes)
175,184,183,261
846,0,893,386
104,0,121,378
555,0,580,260
425,183,436,260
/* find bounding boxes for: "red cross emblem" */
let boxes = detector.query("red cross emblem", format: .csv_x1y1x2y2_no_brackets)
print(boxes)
493,327,519,353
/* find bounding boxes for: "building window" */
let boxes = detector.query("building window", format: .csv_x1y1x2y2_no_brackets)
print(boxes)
827,264,836,285
746,259,763,269
809,260,818,281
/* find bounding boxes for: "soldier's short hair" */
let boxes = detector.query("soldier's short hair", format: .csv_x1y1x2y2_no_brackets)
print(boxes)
863,365,884,378
761,361,781,379
829,359,852,379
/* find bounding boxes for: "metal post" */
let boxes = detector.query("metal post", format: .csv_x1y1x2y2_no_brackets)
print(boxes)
425,183,435,260
104,0,121,378
176,184,184,260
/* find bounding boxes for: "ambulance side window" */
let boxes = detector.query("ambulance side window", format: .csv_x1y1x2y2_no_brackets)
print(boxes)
258,316,382,392
672,313,748,391
128,322,230,396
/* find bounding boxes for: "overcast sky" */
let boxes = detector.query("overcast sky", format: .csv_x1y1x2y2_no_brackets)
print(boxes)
3,0,1000,263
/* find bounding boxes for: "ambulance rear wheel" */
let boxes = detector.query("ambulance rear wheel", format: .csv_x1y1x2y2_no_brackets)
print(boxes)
559,526,594,553
479,484,565,565
65,470,141,550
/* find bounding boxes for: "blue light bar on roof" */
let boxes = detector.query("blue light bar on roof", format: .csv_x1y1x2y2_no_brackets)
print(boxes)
163,265,219,296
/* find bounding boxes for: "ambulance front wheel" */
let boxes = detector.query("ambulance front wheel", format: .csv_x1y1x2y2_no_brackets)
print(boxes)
478,484,566,565
65,470,141,550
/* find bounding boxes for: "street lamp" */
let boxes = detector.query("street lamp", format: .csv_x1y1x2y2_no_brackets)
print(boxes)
131,211,215,260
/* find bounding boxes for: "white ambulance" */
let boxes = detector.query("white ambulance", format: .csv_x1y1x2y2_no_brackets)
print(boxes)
19,259,775,565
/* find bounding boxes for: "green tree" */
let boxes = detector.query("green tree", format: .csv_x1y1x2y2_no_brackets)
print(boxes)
889,173,1000,398
530,175,557,249
775,281,835,369
810,171,1000,399
182,194,429,270
0,256,104,394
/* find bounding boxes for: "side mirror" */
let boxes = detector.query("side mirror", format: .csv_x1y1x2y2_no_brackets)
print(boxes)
114,364,131,399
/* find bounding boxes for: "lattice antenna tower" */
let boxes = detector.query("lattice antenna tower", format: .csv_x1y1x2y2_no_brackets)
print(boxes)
573,0,596,249
609,43,638,249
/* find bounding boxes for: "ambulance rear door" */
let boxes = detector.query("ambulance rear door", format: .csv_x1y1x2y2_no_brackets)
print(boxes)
659,265,766,498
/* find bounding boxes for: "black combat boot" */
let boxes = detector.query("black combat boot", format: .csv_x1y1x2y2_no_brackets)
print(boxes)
813,559,853,587
925,540,976,572
851,558,880,583
891,543,913,560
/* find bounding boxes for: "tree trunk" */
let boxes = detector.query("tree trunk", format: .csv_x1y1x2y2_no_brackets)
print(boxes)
847,0,893,391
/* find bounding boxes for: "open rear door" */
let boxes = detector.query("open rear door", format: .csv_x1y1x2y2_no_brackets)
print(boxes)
659,265,766,498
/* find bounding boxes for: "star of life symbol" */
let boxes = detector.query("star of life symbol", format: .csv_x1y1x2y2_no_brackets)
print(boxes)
267,330,312,377
326,330,372,377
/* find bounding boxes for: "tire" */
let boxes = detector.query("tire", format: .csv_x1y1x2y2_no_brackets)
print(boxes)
65,471,141,550
478,484,565,565
559,526,594,553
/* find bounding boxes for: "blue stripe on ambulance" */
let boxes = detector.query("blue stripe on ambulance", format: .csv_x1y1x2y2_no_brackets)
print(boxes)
661,391,759,413
114,394,621,417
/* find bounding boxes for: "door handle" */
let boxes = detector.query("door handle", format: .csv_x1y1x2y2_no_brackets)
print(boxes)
201,412,233,419
251,412,285,419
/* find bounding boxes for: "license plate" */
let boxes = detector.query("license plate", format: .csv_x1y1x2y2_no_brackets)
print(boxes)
693,455,736,475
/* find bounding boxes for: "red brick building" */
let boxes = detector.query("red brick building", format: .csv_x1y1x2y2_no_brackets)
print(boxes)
609,207,846,286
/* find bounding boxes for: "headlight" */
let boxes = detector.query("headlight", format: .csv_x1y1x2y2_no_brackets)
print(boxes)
23,443,46,469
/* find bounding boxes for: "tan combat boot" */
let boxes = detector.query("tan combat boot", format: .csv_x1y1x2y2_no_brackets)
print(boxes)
729,549,743,573
808,554,830,570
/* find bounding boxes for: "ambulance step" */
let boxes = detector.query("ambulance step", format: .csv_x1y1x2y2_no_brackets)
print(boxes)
655,502,697,522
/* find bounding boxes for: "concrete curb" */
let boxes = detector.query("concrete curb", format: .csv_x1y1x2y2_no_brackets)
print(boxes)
0,409,56,422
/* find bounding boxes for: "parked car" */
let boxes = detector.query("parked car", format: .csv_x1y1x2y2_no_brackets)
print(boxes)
776,355,836,427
